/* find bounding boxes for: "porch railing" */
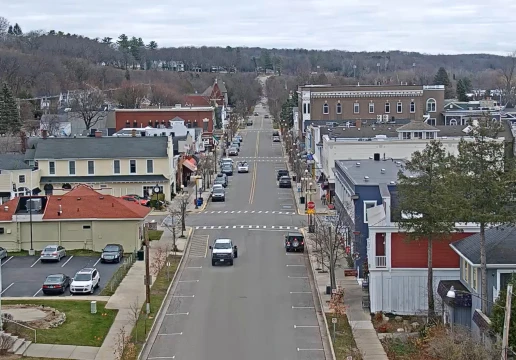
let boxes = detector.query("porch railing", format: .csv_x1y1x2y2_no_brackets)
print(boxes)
375,256,387,268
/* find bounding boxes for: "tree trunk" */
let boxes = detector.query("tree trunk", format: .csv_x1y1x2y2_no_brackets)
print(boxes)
427,235,435,317
480,223,487,313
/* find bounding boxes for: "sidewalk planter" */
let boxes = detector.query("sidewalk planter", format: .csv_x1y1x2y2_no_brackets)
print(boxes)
137,249,144,261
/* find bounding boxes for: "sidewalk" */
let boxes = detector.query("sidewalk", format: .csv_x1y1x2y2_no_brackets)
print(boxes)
304,229,388,360
149,182,211,215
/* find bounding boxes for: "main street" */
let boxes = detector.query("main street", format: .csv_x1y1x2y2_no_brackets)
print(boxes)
142,100,330,360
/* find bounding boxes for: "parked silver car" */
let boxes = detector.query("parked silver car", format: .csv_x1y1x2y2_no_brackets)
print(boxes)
0,247,7,260
41,245,66,262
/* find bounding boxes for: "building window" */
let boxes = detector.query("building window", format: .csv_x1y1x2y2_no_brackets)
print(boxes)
83,225,91,229
368,103,374,113
303,103,307,114
49,161,55,175
146,159,154,173
463,259,470,284
18,175,25,183
397,102,402,113
363,201,377,223
323,104,329,114
130,160,137,174
385,102,390,113
427,118,436,126
113,160,120,174
336,103,342,114
402,132,411,140
87,160,95,175
410,101,415,113
203,121,208,130
69,161,76,175
426,98,436,112
426,132,436,139
472,267,477,290
353,103,359,114
307,104,310,114
449,118,457,126
414,132,423,139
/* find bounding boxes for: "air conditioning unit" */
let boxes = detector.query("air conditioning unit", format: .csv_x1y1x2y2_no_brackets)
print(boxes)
383,115,389,122
376,115,382,122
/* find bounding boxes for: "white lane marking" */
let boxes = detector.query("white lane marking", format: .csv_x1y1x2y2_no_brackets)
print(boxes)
251,211,255,213
1,256,13,267
210,226,214,229
288,276,309,279
30,258,41,268
240,225,244,228
265,211,269,213
237,211,241,213
172,295,195,298
178,280,199,283
148,357,175,359
203,226,207,229
294,325,319,328
263,226,266,229
1,282,14,295
224,211,228,213
187,266,202,269
297,348,323,351
290,292,311,294
271,226,275,229
158,333,183,336
61,255,74,267
165,312,189,316
93,258,101,266
244,211,248,213
225,226,229,229
33,288,42,297
292,306,315,309
231,211,235,213
258,211,262,213
286,265,305,267
279,226,283,229
232,226,236,229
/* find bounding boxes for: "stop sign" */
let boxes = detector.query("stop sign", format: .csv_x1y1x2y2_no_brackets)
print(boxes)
307,201,315,209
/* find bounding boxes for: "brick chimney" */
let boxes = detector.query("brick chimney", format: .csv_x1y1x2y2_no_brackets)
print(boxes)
95,131,102,138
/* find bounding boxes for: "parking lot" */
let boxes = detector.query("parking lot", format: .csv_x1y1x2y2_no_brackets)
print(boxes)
0,255,123,297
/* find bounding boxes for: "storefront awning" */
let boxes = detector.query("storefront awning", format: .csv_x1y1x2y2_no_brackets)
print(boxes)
182,159,197,172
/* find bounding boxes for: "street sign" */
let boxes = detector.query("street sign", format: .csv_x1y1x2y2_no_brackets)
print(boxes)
306,208,315,214
307,201,315,209
332,317,338,324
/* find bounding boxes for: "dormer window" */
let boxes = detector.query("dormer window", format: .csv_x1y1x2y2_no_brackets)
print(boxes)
336,103,342,114
323,103,329,114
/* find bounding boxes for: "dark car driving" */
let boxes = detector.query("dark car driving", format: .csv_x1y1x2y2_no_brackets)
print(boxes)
101,244,124,263
279,176,292,188
277,169,289,181
42,273,71,295
285,232,304,252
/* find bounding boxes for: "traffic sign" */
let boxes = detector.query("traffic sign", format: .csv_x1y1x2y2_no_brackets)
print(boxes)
332,317,337,324
307,201,315,209
306,208,315,214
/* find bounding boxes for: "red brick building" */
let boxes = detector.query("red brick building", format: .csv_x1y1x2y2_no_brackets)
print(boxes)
114,107,215,132
183,79,227,108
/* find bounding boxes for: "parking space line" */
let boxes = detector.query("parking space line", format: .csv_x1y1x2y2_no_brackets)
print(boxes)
158,332,183,336
172,295,194,298
178,280,199,283
1,282,14,295
165,312,189,316
187,266,202,269
292,306,315,309
297,348,324,351
288,276,309,279
294,325,319,328
33,288,42,297
93,258,101,266
61,255,74,267
30,258,40,268
1,256,13,266
290,292,311,294
148,357,175,359
286,265,305,267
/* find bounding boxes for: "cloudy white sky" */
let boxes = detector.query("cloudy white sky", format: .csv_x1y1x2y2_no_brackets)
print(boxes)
3,0,516,54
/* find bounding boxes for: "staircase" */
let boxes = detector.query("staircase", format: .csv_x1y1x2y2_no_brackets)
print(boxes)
0,332,32,355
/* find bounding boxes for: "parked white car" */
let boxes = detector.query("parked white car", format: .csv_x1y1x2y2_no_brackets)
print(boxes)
70,268,100,294
238,162,249,173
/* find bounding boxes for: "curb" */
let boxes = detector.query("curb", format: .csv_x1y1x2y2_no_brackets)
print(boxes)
300,227,337,360
137,227,194,360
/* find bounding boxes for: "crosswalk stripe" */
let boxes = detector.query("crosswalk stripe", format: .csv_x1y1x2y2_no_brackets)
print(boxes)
231,211,235,213
224,211,228,213
225,226,229,229
272,226,275,229
203,226,207,229
258,211,262,213
237,211,241,213
251,211,255,213
233,226,236,229
265,211,269,213
210,226,214,229
263,225,266,229
240,225,244,228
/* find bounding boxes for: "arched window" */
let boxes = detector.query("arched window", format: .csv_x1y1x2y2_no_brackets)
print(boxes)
323,104,329,115
62,183,72,190
336,103,342,114
449,118,457,125
426,98,436,112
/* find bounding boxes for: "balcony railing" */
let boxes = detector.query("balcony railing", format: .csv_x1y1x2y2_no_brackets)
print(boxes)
375,256,387,268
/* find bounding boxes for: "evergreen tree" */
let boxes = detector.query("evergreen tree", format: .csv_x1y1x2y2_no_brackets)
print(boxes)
117,34,130,49
235,47,242,70
433,67,454,98
125,69,130,81
456,79,469,102
0,83,21,134
7,25,13,35
462,77,472,93
260,50,273,71
396,141,457,317
12,23,22,35
147,41,158,50
491,275,516,349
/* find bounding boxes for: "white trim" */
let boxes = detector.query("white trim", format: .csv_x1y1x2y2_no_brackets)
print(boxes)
397,101,403,113
370,267,460,272
129,159,137,174
68,160,76,176
87,160,95,175
369,103,374,114
0,217,149,223
363,200,377,223
410,101,415,113
426,98,437,112
146,159,154,174
323,103,329,115
497,269,516,292
113,159,121,174
49,161,56,175
353,103,360,114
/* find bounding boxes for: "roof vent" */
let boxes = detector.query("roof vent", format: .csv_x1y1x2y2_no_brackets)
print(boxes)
381,169,386,174
356,162,361,167
99,196,104,199
57,197,62,201
4,206,8,212
390,181,396,185
77,197,81,201
364,176,370,181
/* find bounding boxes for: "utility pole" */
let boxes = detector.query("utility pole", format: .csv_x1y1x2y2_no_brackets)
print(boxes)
144,225,151,314
501,284,513,360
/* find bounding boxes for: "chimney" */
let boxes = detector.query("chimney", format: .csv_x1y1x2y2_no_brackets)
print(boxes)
95,131,102,138
356,119,361,129
42,129,48,139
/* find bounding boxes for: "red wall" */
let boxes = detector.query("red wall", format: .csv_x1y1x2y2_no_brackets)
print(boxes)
391,232,475,268
115,110,214,132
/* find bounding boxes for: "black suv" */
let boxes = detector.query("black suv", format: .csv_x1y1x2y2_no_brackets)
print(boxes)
277,169,289,181
285,232,304,252
101,244,124,263
279,176,292,188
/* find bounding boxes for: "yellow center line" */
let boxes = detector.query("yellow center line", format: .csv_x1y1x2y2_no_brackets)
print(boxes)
249,162,257,204
204,235,209,258
255,131,260,157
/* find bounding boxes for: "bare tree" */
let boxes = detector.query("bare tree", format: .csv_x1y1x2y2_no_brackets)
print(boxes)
127,297,141,343
499,51,516,105
149,82,182,106
113,328,137,360
69,89,106,131
0,17,9,36
196,154,214,188
114,81,148,109
150,243,170,275
165,193,189,242
40,114,62,136
313,211,353,290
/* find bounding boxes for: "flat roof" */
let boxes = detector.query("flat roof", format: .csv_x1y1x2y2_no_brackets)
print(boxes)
336,159,412,186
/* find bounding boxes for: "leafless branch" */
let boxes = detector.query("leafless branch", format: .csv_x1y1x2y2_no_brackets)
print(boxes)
69,89,106,131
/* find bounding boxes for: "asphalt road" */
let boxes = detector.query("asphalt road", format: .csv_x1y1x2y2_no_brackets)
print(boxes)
0,255,122,297
143,101,328,360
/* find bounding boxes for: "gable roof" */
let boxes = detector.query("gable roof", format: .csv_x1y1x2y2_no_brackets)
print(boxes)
218,81,227,93
396,119,439,132
183,95,211,107
0,154,32,170
34,137,168,159
43,185,151,220
450,226,516,265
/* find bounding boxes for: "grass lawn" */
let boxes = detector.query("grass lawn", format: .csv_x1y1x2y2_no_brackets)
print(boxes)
148,230,164,241
2,300,117,347
127,255,180,359
325,314,363,360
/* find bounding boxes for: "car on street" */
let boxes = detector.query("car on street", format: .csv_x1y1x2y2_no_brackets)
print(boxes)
234,135,243,143
42,273,71,295
228,147,239,156
264,114,269,119
121,194,149,206
220,158,233,167
272,131,280,142
215,173,228,187
211,184,224,194
212,187,226,202
246,120,253,126
285,232,305,252
100,244,124,263
40,245,66,262
277,169,289,181
222,164,233,176
279,176,292,188
237,161,249,173
70,268,100,294
0,247,7,260
254,112,259,116
209,238,238,266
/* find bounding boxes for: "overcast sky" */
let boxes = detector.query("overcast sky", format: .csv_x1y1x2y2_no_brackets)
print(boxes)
3,0,516,54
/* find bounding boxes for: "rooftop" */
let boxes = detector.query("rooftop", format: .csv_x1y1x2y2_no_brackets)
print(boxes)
0,154,33,170
335,159,411,186
115,106,214,112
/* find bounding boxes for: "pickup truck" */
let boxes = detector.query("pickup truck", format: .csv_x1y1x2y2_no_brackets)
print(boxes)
209,238,238,266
